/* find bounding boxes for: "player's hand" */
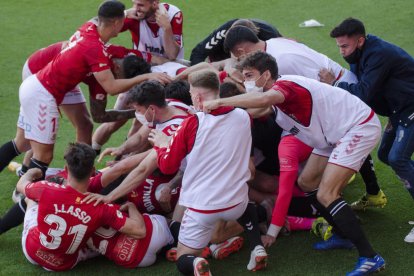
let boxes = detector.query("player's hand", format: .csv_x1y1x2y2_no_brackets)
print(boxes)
98,147,123,162
261,234,276,248
82,193,111,206
25,168,43,181
146,72,172,85
148,129,170,148
203,99,220,113
158,185,171,209
124,7,139,20
155,7,170,30
318,68,336,85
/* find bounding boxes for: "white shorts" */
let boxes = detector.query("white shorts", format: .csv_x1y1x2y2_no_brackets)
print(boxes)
312,113,381,172
151,62,187,77
22,204,39,266
138,215,174,267
22,60,85,105
179,201,248,250
18,75,59,144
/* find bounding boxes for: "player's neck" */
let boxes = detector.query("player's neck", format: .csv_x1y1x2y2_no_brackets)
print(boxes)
257,40,266,52
67,176,89,193
97,26,113,44
159,106,179,122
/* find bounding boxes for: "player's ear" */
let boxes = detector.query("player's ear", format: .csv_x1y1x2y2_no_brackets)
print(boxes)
357,36,366,49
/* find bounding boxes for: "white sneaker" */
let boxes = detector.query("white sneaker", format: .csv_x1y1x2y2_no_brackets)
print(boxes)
193,257,212,276
12,188,24,204
404,222,414,243
247,245,267,271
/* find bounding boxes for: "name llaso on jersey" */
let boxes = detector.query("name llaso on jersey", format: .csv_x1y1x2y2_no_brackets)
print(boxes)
145,44,165,55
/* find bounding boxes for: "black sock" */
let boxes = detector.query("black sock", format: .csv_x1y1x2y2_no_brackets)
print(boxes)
327,198,376,257
0,198,26,234
169,220,181,247
29,158,49,181
177,254,197,275
237,202,263,251
0,140,21,172
288,196,319,218
304,190,346,237
359,155,380,195
18,164,29,177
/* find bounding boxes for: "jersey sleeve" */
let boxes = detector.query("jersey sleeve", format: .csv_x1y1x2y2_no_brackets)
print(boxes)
155,115,198,175
170,11,183,46
272,80,294,103
101,204,127,231
88,173,104,193
25,181,48,201
84,44,111,74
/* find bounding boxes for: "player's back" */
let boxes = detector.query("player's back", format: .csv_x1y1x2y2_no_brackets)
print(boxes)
24,181,126,271
27,42,65,75
266,38,344,80
36,21,110,105
181,107,251,210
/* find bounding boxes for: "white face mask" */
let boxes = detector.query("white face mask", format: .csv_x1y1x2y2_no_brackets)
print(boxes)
244,80,264,93
244,73,265,93
135,108,149,126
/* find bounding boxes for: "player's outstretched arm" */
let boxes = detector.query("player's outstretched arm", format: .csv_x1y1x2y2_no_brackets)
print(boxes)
95,70,172,96
203,89,285,112
89,97,135,123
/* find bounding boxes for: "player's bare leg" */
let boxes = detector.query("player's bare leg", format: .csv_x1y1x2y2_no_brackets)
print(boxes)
60,103,93,145
30,140,53,180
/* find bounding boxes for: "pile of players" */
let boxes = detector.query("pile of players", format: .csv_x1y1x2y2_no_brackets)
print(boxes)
0,0,414,275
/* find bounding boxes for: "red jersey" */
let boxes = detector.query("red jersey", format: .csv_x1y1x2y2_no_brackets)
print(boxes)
27,42,64,74
24,181,127,271
87,214,153,268
36,21,111,104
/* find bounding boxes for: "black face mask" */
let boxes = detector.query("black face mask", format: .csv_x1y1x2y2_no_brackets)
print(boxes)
343,47,362,64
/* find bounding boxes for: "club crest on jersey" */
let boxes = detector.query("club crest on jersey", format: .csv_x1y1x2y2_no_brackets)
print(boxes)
289,126,300,135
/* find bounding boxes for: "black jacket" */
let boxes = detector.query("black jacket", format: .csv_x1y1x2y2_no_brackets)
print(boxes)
190,19,281,65
338,35,414,123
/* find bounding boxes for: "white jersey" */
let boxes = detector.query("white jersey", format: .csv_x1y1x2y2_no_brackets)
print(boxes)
134,4,184,59
273,75,372,150
266,38,357,83
151,61,186,77
180,108,251,210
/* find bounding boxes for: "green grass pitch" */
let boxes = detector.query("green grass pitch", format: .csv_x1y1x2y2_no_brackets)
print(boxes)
0,0,413,275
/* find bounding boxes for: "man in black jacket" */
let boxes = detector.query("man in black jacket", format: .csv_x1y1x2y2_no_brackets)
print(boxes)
190,19,281,65
320,18,414,243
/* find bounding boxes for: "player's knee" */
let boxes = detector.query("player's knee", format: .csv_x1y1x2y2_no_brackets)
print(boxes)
316,189,336,207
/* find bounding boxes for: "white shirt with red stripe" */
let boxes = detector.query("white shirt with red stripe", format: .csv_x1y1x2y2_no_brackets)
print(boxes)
155,107,251,211
121,3,184,59
265,38,356,82
272,75,373,150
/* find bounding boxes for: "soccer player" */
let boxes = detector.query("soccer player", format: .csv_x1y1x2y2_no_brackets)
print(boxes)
85,81,189,215
149,70,267,275
224,25,387,211
320,18,414,240
0,0,171,180
203,52,385,275
123,0,184,60
17,143,146,271
190,18,281,65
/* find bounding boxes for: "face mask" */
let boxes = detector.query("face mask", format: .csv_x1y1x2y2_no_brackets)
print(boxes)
135,108,150,126
244,73,265,93
343,47,362,64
